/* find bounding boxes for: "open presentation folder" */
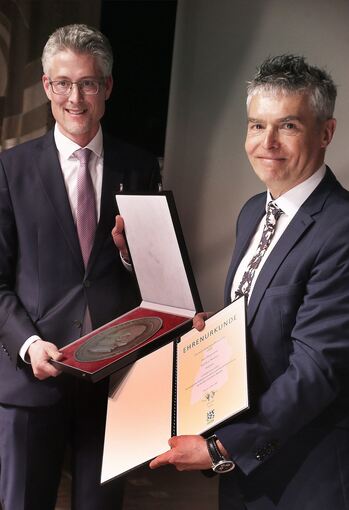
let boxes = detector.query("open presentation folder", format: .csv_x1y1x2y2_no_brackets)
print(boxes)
51,192,202,382
101,296,248,483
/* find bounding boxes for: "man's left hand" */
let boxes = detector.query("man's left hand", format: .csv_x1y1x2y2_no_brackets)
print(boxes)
149,435,211,471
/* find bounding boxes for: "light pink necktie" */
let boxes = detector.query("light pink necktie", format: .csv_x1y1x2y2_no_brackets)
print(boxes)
75,148,97,267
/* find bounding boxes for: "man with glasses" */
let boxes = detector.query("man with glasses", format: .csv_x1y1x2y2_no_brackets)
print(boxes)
0,24,160,510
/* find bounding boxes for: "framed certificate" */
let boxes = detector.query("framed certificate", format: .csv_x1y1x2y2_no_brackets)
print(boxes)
101,296,248,483
51,192,202,382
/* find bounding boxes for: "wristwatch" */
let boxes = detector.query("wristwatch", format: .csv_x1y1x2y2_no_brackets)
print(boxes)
206,435,235,473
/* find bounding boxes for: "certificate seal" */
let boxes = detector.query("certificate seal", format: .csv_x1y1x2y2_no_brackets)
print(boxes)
75,317,163,362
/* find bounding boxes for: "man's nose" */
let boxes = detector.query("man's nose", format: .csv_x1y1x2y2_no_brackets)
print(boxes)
68,82,83,101
262,128,279,149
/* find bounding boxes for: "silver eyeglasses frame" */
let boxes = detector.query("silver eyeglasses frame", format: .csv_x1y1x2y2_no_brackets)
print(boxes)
48,79,104,96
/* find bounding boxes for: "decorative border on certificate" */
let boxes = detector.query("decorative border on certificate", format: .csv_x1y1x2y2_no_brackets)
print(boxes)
176,297,248,436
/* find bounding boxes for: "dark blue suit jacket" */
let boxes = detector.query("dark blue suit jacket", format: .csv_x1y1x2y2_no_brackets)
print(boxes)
216,168,349,509
0,129,160,407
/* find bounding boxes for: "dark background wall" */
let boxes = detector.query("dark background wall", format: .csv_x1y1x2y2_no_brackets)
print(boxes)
101,0,177,157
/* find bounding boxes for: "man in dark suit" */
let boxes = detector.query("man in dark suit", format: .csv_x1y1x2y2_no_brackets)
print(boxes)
0,24,160,510
150,55,349,509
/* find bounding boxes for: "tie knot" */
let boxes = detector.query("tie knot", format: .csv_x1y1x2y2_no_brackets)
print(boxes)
74,148,92,166
267,201,283,222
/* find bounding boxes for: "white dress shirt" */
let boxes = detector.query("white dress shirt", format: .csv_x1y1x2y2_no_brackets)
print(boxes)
19,124,104,360
231,165,326,302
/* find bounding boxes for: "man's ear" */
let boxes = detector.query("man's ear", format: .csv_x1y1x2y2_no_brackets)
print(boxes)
42,75,52,101
321,118,336,148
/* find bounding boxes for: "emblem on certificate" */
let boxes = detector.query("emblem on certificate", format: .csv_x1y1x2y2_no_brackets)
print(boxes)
75,317,163,362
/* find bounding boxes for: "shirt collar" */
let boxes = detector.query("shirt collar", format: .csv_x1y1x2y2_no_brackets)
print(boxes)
266,164,326,216
54,124,103,161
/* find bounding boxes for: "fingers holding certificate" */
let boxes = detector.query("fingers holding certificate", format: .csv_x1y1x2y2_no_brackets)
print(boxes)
149,435,212,471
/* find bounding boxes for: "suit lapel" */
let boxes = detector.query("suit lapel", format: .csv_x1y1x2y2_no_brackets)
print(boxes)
37,131,84,271
246,211,314,324
247,168,336,325
86,138,124,273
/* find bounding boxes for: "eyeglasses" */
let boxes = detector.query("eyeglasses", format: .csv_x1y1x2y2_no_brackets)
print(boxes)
48,79,104,96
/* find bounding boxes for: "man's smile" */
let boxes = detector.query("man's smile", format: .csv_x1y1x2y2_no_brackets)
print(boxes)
65,108,87,115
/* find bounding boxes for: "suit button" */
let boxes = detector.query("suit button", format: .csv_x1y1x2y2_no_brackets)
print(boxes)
1,344,9,357
73,320,82,328
83,280,91,288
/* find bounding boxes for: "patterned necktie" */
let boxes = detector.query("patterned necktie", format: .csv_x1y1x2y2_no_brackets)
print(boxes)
235,201,283,299
75,148,96,267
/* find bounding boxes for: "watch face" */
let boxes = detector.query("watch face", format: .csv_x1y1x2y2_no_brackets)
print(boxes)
213,460,235,473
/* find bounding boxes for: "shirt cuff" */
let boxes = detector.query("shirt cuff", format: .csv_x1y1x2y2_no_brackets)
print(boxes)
19,335,41,363
120,252,132,272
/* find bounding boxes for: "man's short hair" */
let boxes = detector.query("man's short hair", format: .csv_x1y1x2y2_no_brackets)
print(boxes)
42,23,113,77
247,54,337,121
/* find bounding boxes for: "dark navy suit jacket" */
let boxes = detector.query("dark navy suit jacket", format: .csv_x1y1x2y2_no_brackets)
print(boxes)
0,129,160,407
216,169,349,509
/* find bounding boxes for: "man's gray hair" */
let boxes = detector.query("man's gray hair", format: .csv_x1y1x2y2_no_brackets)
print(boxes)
247,54,337,121
42,23,113,77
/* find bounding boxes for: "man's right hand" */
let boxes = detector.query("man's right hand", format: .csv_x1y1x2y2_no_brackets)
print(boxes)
193,312,212,331
28,340,63,380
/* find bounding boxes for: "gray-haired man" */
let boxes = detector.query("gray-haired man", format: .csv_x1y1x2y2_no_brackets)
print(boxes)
151,55,349,510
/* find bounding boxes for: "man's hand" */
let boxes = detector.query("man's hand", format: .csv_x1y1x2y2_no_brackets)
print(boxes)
193,312,212,331
27,340,63,380
149,435,212,471
112,215,130,262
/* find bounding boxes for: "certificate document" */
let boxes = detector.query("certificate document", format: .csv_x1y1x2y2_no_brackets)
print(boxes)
176,296,248,435
101,296,248,483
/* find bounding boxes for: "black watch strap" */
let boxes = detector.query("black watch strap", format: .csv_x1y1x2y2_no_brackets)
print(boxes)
206,435,235,473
